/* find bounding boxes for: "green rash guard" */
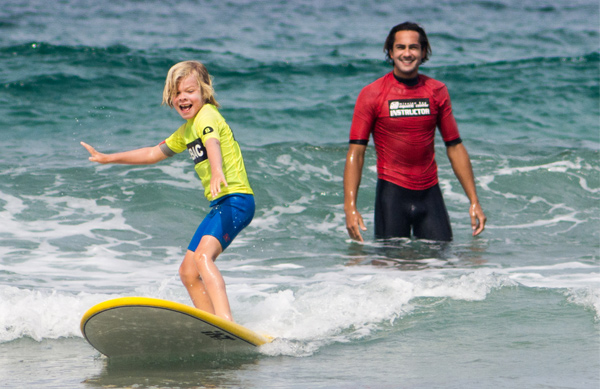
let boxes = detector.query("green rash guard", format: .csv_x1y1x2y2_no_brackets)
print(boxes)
159,104,253,202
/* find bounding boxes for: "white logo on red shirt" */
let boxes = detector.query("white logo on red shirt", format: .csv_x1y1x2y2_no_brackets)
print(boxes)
389,99,431,117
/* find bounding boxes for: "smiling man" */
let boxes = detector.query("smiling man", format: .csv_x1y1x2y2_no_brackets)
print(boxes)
343,22,486,242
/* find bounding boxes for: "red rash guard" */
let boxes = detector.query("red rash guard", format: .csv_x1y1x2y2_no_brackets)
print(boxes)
349,72,461,190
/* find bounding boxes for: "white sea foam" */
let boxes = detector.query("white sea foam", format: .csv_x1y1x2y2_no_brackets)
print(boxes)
0,285,109,343
276,261,597,352
1,259,597,358
247,274,416,357
272,263,304,269
0,191,27,214
480,157,600,198
250,195,313,231
305,212,344,235
1,191,597,355
154,160,202,189
0,190,148,242
566,286,600,321
495,159,583,175
503,263,600,289
275,154,339,182
486,211,582,230
439,178,470,204
0,188,185,292
233,262,599,357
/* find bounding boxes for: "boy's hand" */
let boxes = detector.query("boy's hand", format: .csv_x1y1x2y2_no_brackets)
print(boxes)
210,171,228,198
81,142,108,163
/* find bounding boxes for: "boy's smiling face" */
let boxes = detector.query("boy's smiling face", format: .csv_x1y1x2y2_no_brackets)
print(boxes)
174,74,203,120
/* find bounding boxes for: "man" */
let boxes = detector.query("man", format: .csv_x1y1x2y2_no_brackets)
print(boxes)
344,22,486,242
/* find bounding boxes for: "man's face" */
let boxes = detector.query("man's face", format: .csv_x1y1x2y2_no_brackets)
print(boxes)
390,30,424,79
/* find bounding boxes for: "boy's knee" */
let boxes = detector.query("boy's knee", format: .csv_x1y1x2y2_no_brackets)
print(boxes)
194,250,216,263
179,263,199,284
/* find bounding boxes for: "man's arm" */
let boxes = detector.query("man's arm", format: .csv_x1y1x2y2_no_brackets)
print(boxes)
446,143,486,236
344,143,368,241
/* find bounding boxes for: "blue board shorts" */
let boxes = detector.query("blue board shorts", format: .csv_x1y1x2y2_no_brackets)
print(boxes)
188,194,255,252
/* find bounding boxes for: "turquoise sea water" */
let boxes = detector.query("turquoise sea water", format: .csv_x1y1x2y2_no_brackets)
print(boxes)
1,0,599,388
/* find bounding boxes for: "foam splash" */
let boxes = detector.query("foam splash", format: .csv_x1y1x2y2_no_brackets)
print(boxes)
1,262,597,357
0,285,108,343
235,267,516,357
566,287,600,321
236,263,599,357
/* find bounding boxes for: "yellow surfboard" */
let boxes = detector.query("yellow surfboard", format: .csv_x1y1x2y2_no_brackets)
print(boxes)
80,297,271,359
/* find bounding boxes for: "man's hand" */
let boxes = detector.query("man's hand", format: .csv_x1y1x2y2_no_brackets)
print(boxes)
470,202,486,236
345,207,367,242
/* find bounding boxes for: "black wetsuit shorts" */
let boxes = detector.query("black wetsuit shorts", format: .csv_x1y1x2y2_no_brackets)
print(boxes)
374,179,453,241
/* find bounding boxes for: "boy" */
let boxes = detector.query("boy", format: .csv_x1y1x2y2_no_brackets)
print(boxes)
81,61,254,321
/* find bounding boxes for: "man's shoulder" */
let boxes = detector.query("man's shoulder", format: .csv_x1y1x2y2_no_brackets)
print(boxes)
364,72,394,88
419,74,447,90
358,72,394,100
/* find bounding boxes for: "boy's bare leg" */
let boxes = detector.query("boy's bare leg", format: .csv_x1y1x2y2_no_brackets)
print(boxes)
193,236,233,321
179,250,215,314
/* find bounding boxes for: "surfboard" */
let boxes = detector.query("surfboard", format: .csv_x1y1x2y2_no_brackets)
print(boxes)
80,296,271,359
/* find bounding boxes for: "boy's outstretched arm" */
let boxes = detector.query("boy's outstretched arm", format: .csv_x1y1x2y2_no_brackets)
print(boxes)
81,142,168,165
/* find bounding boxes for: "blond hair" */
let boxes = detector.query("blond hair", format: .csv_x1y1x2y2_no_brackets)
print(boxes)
162,61,220,108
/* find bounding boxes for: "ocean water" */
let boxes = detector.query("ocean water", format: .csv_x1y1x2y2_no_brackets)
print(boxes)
0,0,598,387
